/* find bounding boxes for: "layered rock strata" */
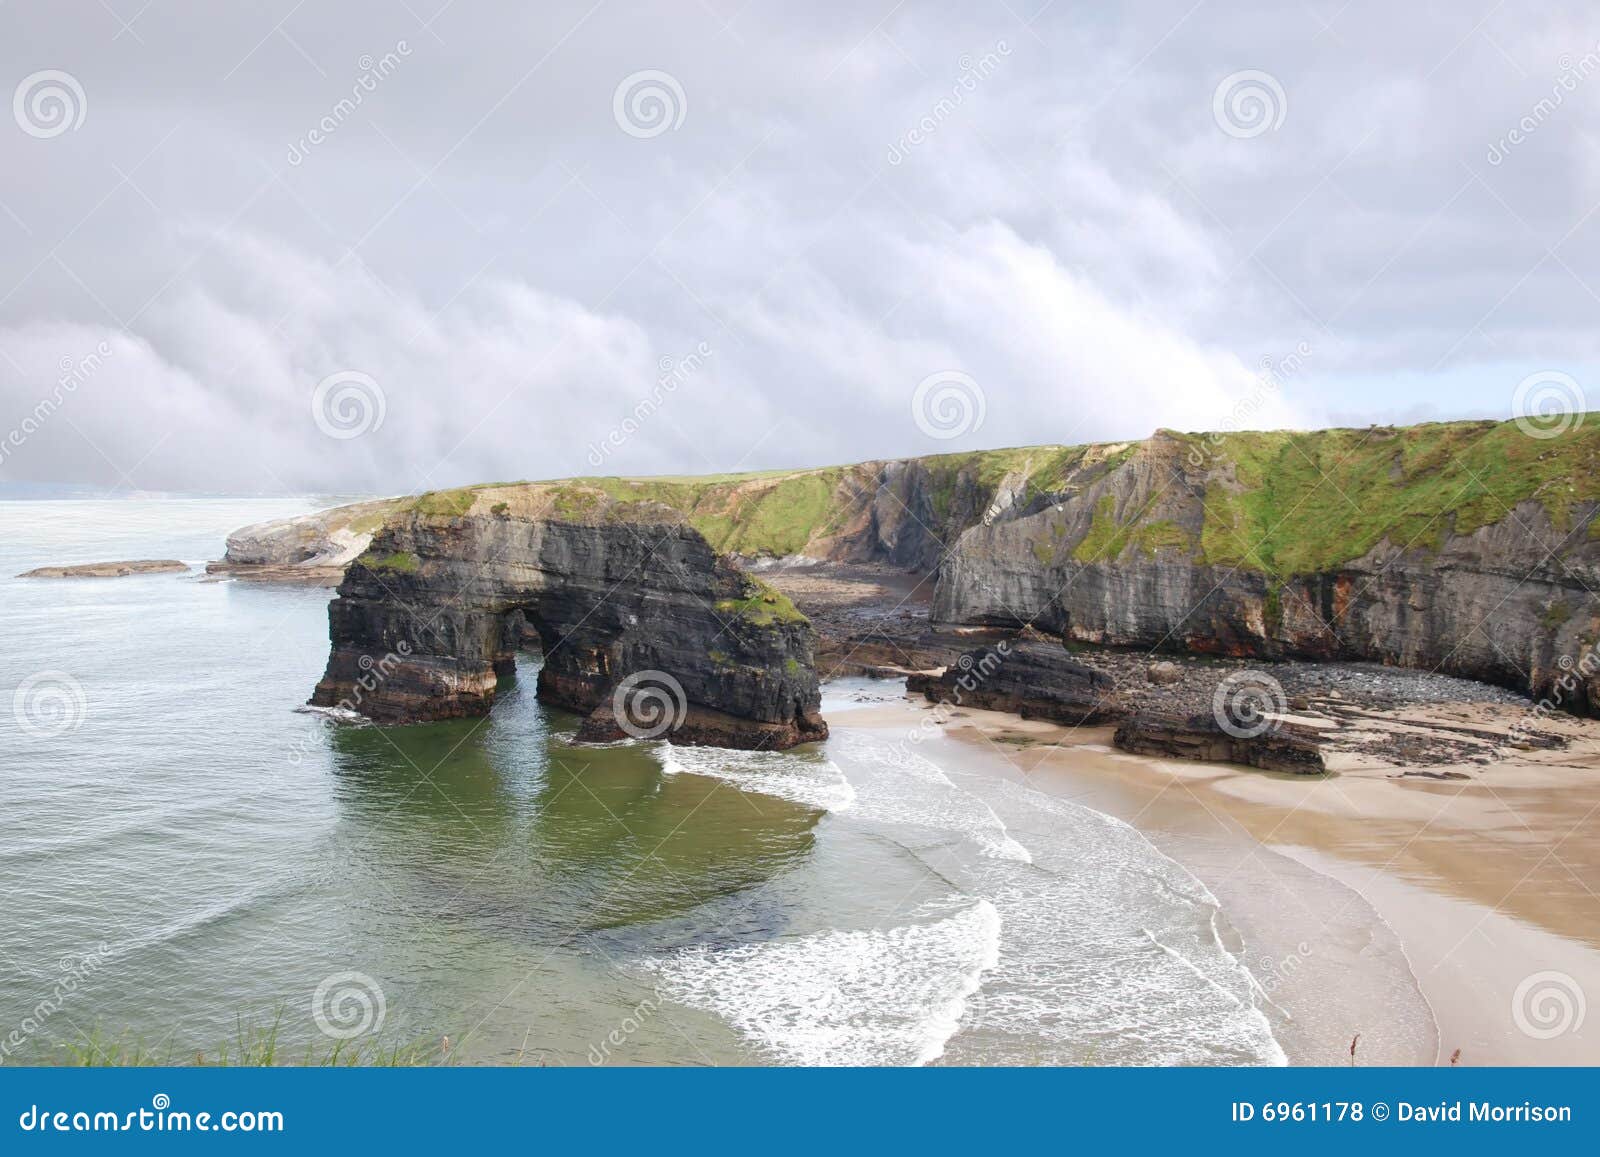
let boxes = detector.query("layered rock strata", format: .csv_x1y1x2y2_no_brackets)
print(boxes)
309,499,827,750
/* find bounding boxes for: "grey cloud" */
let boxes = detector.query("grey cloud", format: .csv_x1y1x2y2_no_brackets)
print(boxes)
1,1,1596,492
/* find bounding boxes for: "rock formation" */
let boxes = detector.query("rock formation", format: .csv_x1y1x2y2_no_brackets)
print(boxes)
257,417,1600,756
209,497,404,584
930,423,1600,714
1112,711,1328,774
906,641,1120,725
309,491,827,750
19,560,188,578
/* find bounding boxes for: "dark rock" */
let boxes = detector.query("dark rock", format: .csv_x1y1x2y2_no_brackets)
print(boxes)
910,641,1122,725
310,507,827,750
1113,711,1327,775
931,432,1600,715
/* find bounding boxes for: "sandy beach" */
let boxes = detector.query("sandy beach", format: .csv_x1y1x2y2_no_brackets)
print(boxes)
835,693,1600,1066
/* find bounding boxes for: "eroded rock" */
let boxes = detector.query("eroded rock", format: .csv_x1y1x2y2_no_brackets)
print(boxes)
309,498,827,750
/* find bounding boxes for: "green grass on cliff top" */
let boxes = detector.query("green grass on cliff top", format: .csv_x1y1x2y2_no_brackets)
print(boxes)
395,416,1600,573
1185,417,1600,574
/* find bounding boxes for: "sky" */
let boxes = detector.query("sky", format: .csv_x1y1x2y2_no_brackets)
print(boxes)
2,0,1599,494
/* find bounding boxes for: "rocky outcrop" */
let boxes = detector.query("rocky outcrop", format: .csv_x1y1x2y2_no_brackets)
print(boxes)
932,426,1600,713
1113,712,1328,774
309,496,827,750
209,498,404,584
255,417,1600,720
907,641,1121,724
19,559,187,578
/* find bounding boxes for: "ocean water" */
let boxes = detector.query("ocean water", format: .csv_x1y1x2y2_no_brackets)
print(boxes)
0,499,1285,1066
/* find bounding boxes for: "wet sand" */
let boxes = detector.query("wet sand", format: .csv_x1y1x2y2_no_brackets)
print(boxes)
835,694,1600,1066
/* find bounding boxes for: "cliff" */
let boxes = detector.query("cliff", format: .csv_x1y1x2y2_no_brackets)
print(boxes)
270,415,1600,729
930,421,1600,711
309,489,827,750
210,497,406,584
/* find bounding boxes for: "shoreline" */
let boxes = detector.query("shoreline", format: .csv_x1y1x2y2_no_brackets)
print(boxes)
829,690,1600,1066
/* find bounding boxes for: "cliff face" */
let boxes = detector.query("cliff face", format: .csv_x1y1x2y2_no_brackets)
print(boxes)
267,415,1600,717
931,424,1600,711
211,497,405,584
310,498,827,749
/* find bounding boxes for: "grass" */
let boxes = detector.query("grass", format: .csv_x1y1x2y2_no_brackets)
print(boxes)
409,487,479,518
358,550,420,574
1194,417,1600,575
715,577,809,627
24,1013,454,1067
333,416,1600,577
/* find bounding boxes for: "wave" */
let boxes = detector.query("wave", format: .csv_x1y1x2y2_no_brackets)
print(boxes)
643,898,1001,1066
657,744,856,813
825,731,1032,863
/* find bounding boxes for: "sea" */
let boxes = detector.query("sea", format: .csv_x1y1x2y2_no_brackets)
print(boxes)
0,498,1287,1066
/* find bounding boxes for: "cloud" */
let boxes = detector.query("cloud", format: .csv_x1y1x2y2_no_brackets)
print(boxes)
0,2,1595,491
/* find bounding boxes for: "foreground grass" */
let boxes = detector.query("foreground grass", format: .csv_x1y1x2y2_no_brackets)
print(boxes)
21,1012,469,1067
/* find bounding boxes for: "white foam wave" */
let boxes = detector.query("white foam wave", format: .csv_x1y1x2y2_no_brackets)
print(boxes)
658,744,856,813
944,774,1287,1065
292,704,371,727
645,898,1001,1066
827,732,1031,863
